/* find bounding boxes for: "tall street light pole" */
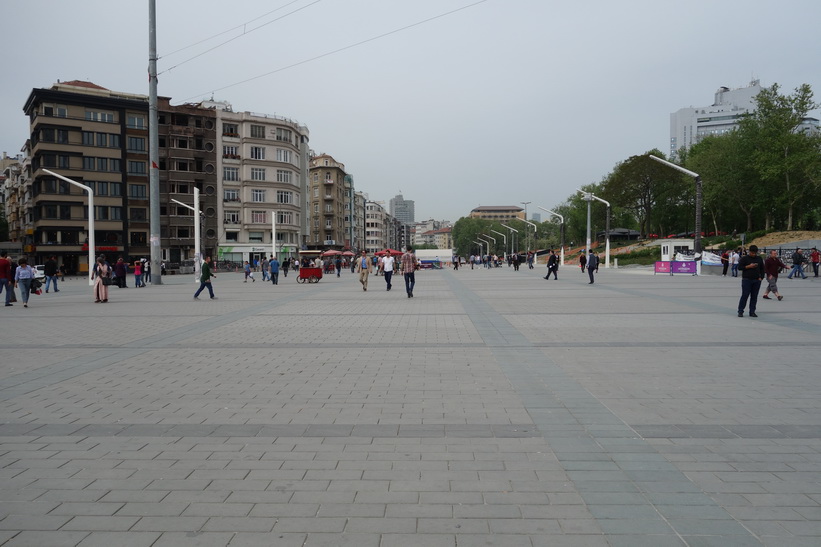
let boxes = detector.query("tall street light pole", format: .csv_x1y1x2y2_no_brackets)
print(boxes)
522,219,537,253
537,206,564,265
580,191,593,257
148,0,162,284
44,169,94,286
649,155,703,272
588,194,611,268
501,223,518,256
520,202,531,250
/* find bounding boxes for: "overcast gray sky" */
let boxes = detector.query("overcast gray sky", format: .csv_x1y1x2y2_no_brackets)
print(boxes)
3,0,820,222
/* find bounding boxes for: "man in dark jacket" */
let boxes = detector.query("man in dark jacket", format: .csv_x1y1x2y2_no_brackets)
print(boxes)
787,249,807,279
587,252,599,284
44,256,60,293
737,245,765,317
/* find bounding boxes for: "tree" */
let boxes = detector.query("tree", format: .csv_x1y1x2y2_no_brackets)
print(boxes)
451,217,491,257
737,83,821,230
600,150,684,237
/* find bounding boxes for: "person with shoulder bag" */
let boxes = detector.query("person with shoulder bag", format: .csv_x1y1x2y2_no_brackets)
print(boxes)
14,257,36,308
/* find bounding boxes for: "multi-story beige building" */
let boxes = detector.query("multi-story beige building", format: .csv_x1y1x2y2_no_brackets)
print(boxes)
351,191,367,252
469,205,524,222
1,152,26,243
365,201,390,253
307,153,351,250
22,81,151,274
207,102,309,265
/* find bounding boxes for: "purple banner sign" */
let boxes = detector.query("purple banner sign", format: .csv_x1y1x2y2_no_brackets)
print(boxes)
655,261,671,274
671,261,697,274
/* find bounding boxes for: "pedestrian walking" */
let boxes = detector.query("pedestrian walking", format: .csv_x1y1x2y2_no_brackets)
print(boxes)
244,261,255,282
579,252,587,273
144,259,151,284
283,258,291,277
737,244,765,317
787,248,808,279
730,249,740,277
721,249,730,276
91,256,110,303
194,256,218,299
587,251,599,284
261,257,270,282
269,256,280,285
133,259,144,287
356,250,372,291
762,250,788,301
113,257,129,288
545,250,558,280
14,258,36,308
44,256,60,293
401,246,417,298
335,255,342,277
381,250,395,291
0,251,14,307
811,247,820,277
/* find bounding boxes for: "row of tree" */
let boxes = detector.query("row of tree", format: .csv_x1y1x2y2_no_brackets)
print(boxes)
453,83,821,257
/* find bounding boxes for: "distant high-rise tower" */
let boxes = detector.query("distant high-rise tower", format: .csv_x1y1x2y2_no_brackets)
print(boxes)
390,194,415,224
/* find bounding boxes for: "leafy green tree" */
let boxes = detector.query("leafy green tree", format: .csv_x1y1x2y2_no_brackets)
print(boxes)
737,83,821,230
599,150,685,237
451,216,491,257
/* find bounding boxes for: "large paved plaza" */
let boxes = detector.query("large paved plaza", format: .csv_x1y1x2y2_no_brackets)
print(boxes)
0,264,819,546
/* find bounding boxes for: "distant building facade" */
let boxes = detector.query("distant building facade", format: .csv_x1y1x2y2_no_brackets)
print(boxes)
389,194,414,224
469,205,524,222
308,153,350,250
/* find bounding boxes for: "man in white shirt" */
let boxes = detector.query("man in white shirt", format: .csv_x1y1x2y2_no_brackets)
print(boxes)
381,250,395,291
730,249,740,277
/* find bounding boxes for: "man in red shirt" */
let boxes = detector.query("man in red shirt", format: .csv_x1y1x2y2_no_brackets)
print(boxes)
0,251,13,306
810,247,820,278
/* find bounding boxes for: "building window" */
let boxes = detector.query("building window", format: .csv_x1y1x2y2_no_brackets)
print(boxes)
250,146,265,160
97,133,107,147
128,161,147,175
110,182,122,196
127,115,145,129
85,110,114,123
130,208,147,221
95,206,109,220
223,145,238,158
276,128,292,142
277,211,293,225
252,189,266,202
110,158,121,171
131,232,147,246
223,166,239,181
251,210,267,223
276,149,291,163
56,130,69,144
129,184,147,198
82,131,94,146
128,137,146,151
97,158,108,171
251,167,266,181
109,134,121,148
224,189,239,202
111,207,123,220
276,190,293,204
276,169,292,183
223,123,238,136
225,231,239,241
224,211,240,224
248,231,264,242
250,125,265,138
57,155,70,168
97,182,109,196
177,227,190,238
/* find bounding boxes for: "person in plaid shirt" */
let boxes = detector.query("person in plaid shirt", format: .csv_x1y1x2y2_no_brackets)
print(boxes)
400,247,417,298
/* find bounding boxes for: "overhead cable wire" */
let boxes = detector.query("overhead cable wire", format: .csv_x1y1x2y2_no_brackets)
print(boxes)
160,0,307,59
181,0,489,102
159,0,324,75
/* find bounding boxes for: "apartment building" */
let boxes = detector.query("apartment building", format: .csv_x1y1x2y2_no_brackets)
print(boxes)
307,153,350,250
156,98,218,266
22,80,150,274
207,102,309,265
364,201,389,253
469,205,524,222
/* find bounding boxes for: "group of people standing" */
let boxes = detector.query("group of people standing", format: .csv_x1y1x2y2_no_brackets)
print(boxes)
0,252,37,308
356,248,418,298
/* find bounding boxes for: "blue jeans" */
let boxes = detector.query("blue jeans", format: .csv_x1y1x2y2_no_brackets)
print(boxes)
731,264,739,277
404,272,415,294
45,275,59,292
271,272,279,285
738,278,761,314
0,278,10,304
17,278,32,304
135,274,143,287
787,264,806,279
194,281,214,298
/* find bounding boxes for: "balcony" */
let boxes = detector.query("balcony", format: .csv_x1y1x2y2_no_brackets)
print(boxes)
323,178,334,185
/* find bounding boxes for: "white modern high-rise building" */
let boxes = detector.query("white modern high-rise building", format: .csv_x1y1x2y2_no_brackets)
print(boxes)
669,80,763,159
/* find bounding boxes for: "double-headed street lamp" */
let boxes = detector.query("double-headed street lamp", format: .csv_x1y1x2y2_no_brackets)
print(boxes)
490,229,507,258
520,201,531,249
537,206,564,265
500,223,518,254
577,189,611,268
522,219,537,253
